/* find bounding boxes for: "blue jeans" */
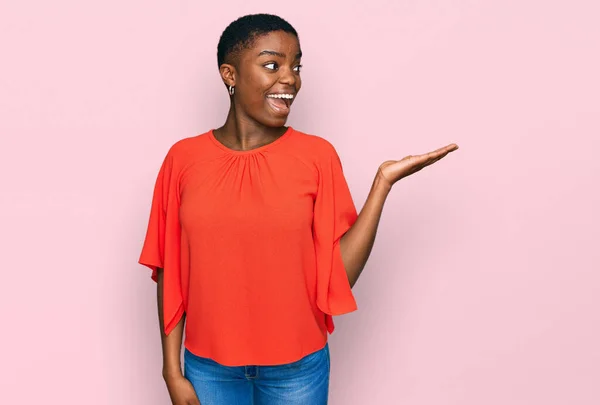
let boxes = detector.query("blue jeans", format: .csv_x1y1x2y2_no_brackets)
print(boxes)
183,343,330,405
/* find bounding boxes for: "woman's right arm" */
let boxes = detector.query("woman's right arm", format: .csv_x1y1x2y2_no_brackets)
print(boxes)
157,268,201,405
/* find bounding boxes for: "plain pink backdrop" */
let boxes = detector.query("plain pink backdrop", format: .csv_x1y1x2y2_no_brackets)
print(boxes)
1,1,599,404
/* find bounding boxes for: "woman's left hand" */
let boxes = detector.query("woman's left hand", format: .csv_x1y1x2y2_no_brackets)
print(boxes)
377,143,459,188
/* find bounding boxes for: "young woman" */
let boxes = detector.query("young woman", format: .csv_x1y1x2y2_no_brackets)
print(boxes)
139,13,458,405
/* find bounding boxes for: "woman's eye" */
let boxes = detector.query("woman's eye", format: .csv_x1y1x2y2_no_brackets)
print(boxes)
294,64,303,73
264,63,277,70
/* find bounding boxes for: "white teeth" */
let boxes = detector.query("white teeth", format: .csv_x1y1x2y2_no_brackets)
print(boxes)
267,94,294,99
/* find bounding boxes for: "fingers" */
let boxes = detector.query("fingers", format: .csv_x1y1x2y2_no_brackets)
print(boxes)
423,143,458,162
398,143,458,171
431,143,458,156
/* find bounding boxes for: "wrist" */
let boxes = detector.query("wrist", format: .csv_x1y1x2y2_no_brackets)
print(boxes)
373,170,392,195
162,366,183,382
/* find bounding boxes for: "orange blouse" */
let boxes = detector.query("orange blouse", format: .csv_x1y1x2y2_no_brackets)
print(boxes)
138,127,358,366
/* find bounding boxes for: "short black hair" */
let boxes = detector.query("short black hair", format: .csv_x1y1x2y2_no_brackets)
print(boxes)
217,13,299,67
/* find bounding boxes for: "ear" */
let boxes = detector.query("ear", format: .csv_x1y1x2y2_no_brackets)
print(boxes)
219,63,236,88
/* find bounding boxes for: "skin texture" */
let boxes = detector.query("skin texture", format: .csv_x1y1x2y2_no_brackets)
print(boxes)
159,29,458,404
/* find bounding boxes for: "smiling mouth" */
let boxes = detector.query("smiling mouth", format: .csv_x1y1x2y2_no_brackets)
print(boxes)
266,93,294,115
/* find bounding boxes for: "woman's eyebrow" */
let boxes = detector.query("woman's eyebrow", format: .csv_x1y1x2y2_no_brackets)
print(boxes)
258,50,303,59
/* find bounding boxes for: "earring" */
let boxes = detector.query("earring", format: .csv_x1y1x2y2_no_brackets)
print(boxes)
228,85,235,96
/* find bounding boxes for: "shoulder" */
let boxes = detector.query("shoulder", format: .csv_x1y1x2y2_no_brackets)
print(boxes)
166,132,207,157
289,128,341,161
161,131,211,166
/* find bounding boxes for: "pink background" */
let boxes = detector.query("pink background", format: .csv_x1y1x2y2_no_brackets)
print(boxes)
1,1,599,404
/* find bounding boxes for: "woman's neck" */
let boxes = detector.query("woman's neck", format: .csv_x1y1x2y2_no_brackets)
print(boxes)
213,106,287,152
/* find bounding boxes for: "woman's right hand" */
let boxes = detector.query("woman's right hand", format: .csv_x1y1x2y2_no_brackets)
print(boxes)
165,374,201,405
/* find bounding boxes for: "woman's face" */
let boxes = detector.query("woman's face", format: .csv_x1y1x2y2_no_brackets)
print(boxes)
222,30,302,128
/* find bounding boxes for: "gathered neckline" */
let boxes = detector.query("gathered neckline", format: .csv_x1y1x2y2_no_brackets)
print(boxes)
208,127,295,155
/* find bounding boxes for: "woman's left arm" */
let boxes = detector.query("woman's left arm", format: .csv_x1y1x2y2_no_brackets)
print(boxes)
340,143,459,288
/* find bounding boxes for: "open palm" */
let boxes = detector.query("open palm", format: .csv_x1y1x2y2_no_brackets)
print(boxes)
378,143,459,186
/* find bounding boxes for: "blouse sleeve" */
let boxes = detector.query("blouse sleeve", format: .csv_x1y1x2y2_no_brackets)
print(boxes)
138,150,185,335
313,143,359,334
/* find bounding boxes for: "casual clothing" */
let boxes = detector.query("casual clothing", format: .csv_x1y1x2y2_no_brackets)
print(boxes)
183,342,330,405
138,127,358,366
